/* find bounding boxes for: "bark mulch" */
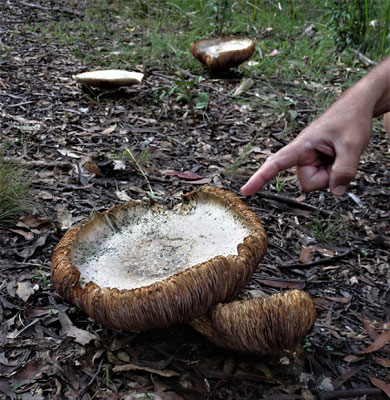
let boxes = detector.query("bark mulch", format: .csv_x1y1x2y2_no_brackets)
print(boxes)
1,1,389,399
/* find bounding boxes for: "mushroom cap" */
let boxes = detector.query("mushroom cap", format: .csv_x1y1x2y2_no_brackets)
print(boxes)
51,186,267,332
190,290,316,355
190,37,255,70
73,70,144,89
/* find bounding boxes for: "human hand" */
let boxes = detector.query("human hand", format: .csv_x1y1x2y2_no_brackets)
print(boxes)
241,98,374,196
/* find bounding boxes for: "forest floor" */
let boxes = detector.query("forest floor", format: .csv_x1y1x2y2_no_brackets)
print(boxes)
0,1,389,400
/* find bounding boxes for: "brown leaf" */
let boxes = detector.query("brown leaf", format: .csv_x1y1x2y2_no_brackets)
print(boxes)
308,245,334,257
83,159,102,176
362,318,380,340
161,170,201,180
14,359,42,379
18,215,51,228
324,296,351,304
369,377,390,398
299,247,314,263
372,355,390,368
113,363,179,377
343,355,365,363
188,177,212,184
358,324,390,354
8,228,34,241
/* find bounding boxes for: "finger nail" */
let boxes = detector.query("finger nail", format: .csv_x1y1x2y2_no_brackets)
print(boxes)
333,185,347,196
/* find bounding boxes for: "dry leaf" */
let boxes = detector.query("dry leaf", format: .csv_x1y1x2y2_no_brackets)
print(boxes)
232,78,254,97
82,157,102,176
9,228,34,241
369,376,390,398
16,281,36,302
187,177,212,184
102,124,117,134
299,247,314,263
324,296,351,304
13,232,49,259
372,355,390,368
255,278,305,290
344,355,365,363
358,324,390,354
58,312,97,346
308,245,334,257
161,170,201,180
113,363,179,377
56,206,73,230
115,190,131,201
266,49,279,57
18,215,51,228
362,318,380,340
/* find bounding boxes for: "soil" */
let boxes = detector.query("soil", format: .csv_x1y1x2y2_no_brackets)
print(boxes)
1,2,389,400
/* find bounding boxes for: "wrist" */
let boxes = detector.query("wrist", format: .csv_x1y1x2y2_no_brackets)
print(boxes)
354,59,390,117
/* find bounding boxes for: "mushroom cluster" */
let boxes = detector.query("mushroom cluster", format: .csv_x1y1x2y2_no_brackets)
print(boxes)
52,186,316,355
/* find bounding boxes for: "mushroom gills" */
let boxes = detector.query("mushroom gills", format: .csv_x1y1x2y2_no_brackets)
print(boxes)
190,289,317,355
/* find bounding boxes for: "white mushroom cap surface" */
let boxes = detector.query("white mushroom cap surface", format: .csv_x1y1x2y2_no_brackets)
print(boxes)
70,201,252,290
73,70,144,89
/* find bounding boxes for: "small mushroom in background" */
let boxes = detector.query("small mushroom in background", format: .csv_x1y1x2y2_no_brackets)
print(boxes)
190,37,255,70
51,186,268,332
190,289,317,356
72,69,144,90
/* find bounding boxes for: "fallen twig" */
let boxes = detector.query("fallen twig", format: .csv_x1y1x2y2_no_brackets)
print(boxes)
278,250,352,269
261,388,384,400
316,388,383,400
352,49,378,66
278,250,352,268
79,357,104,396
20,1,81,16
124,147,155,196
258,192,333,218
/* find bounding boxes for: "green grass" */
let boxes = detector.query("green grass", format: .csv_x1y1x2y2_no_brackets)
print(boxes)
0,153,36,224
308,212,343,243
25,0,389,82
22,0,390,141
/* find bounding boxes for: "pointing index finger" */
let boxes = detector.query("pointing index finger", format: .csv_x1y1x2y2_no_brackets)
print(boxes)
240,147,299,195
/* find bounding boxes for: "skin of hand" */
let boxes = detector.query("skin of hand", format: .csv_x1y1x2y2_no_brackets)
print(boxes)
241,56,390,196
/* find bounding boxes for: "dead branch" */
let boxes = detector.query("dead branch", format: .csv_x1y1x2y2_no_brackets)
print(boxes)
258,192,333,218
278,250,352,269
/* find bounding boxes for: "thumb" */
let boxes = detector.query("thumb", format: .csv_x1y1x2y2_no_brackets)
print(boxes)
329,152,360,196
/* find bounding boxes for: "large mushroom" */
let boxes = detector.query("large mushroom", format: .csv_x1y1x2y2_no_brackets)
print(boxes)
190,290,317,355
73,70,144,90
190,37,255,70
51,186,268,332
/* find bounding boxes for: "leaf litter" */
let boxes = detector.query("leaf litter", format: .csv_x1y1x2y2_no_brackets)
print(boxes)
0,2,389,399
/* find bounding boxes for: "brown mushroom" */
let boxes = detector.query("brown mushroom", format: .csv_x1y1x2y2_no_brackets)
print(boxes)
190,290,316,355
73,70,144,90
190,37,255,70
51,186,267,332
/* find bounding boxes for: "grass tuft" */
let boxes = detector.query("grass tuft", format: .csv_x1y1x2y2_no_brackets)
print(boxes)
0,153,36,224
